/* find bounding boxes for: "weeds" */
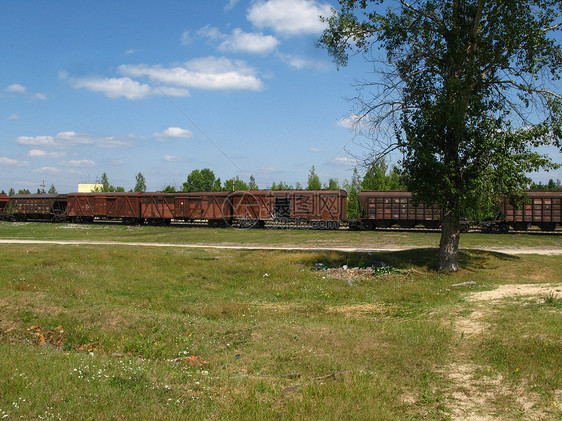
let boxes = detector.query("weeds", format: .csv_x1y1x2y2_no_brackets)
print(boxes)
543,291,561,308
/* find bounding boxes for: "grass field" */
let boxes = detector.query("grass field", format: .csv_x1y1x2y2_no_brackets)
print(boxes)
0,223,561,419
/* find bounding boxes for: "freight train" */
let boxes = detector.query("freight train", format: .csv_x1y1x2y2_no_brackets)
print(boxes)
1,190,346,230
0,190,560,232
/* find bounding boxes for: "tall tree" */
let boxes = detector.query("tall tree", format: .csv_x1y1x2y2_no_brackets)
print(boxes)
182,169,221,192
248,175,259,190
270,181,293,190
344,167,362,218
319,0,562,270
99,173,111,192
362,161,406,191
362,160,390,191
48,184,57,194
8,188,15,196
161,185,177,193
327,178,340,190
223,176,249,191
134,172,147,192
307,166,322,190
95,173,124,192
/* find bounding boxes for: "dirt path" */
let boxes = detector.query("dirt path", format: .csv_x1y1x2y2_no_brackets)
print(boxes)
445,283,562,420
0,239,561,255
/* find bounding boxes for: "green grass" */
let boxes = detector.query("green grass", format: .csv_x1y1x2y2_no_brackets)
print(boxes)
0,228,561,419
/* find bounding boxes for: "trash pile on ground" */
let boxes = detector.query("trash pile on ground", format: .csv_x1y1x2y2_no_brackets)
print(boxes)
312,261,400,279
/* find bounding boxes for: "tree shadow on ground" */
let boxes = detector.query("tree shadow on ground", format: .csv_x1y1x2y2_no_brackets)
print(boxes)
302,248,520,272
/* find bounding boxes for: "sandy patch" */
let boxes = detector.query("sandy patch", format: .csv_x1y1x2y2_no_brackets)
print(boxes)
445,283,560,420
467,284,562,302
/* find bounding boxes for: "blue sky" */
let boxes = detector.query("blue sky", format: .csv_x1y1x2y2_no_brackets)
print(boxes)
1,0,561,193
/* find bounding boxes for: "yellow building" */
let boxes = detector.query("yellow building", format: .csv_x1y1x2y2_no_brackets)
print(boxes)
77,183,102,193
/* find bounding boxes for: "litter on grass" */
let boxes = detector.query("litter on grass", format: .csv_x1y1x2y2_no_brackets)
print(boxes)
312,261,401,279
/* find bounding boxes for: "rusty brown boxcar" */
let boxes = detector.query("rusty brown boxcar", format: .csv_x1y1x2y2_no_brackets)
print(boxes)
140,192,232,226
0,194,10,220
0,194,8,211
497,191,561,231
9,194,67,221
66,192,141,223
227,190,346,229
355,191,442,230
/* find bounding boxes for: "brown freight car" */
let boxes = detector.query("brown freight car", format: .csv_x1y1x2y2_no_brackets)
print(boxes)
9,194,67,221
0,194,10,220
0,194,8,211
497,191,561,231
140,192,232,226
354,191,443,230
66,192,142,223
227,190,347,229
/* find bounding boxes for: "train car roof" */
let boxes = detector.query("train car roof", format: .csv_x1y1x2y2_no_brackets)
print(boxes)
11,194,67,199
524,191,562,197
358,190,413,196
67,192,141,196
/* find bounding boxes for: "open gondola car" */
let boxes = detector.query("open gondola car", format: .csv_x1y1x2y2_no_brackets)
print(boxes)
9,194,67,221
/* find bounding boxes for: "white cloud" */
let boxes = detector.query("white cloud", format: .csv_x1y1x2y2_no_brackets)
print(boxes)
309,147,325,152
224,0,240,11
34,167,81,175
157,86,192,97
119,57,263,91
278,53,331,70
29,149,46,157
71,77,154,100
16,135,55,147
330,157,357,166
154,127,194,139
218,28,280,54
5,84,26,93
8,114,20,121
69,75,191,100
247,0,331,36
180,30,192,46
125,49,140,55
198,26,279,55
197,25,223,40
62,160,96,167
34,93,47,100
337,114,365,130
0,157,29,166
17,131,135,149
33,167,62,174
163,154,189,162
28,149,66,158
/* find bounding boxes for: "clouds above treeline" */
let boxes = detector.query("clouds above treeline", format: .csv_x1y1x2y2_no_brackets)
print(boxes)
16,131,135,149
15,127,194,151
1,125,198,181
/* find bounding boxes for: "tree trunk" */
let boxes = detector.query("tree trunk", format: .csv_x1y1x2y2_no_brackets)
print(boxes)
439,212,460,271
